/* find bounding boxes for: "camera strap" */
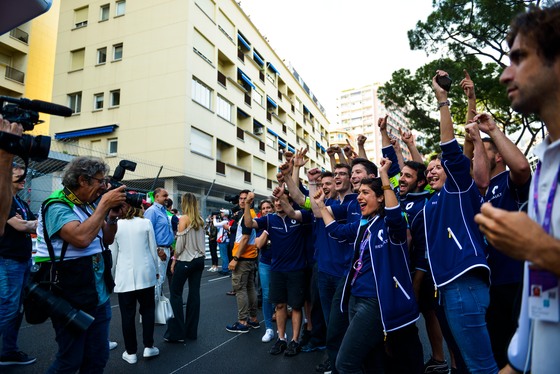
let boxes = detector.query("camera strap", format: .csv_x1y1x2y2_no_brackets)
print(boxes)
40,199,70,284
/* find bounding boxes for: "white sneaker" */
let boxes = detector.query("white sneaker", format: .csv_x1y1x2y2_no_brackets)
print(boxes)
262,328,275,343
122,351,137,364
143,346,160,358
109,341,118,350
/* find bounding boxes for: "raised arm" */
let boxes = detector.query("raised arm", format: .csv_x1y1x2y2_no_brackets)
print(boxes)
292,147,309,185
461,70,477,160
279,161,306,207
243,192,259,229
400,128,423,163
465,122,490,191
357,134,368,159
379,158,397,209
474,112,531,186
390,137,405,171
433,70,454,143
378,115,391,148
326,146,338,172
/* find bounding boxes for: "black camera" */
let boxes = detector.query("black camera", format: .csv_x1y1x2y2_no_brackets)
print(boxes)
0,96,72,161
225,194,240,205
25,282,94,333
108,160,146,208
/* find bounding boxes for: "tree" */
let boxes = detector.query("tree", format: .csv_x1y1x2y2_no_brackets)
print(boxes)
380,0,548,155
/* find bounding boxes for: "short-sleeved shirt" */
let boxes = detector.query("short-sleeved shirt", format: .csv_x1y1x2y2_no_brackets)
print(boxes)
0,195,36,261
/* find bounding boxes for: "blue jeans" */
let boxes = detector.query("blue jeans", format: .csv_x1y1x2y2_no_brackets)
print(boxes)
218,242,229,272
0,257,30,355
47,300,111,374
258,262,273,330
440,273,498,374
317,271,341,326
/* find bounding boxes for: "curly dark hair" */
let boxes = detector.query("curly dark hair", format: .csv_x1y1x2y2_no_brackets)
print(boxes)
507,4,560,65
62,157,109,189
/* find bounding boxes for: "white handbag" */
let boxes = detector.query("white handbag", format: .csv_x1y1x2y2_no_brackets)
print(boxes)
140,284,174,324
154,284,174,325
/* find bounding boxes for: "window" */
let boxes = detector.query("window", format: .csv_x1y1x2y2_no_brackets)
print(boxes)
107,138,118,155
115,1,125,16
93,93,104,110
74,7,88,28
97,47,107,64
70,48,85,70
190,127,212,158
218,10,234,41
266,133,277,150
217,95,232,122
195,0,215,20
100,4,110,21
68,92,82,114
193,29,214,64
113,44,123,61
253,87,263,106
192,77,211,109
110,90,120,107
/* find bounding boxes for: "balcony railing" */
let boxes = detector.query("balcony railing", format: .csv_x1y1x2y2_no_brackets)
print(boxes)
9,28,29,44
5,66,24,83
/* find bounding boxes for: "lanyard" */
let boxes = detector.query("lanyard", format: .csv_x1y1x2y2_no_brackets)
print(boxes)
350,216,378,286
533,161,560,234
13,196,28,221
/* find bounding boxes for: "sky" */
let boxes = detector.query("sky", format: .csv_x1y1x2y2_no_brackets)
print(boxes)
239,0,436,122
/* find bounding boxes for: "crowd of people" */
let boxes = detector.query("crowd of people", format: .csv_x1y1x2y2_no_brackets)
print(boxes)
0,4,559,374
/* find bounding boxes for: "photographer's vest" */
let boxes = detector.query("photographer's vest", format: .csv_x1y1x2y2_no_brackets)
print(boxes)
35,189,104,261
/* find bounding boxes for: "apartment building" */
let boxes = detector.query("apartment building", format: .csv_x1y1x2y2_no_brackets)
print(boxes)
0,2,60,136
49,0,330,211
333,83,412,165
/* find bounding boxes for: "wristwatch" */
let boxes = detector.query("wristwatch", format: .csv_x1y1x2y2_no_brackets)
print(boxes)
232,256,239,261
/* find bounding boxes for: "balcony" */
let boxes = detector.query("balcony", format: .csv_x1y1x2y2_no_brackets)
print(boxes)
5,66,24,83
9,28,28,44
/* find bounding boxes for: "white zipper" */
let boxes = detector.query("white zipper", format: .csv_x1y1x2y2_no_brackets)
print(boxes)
447,227,462,250
392,276,411,300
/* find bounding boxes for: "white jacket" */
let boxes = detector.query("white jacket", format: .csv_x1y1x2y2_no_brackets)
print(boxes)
110,217,158,293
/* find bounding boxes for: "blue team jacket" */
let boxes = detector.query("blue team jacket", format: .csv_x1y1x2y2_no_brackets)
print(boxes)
424,139,489,288
326,206,419,333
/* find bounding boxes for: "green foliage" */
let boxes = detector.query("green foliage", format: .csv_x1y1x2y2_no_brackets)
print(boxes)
380,0,546,155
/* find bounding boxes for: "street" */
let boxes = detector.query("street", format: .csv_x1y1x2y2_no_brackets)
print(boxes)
7,259,435,374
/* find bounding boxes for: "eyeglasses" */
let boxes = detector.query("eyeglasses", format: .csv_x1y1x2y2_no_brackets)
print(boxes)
90,176,109,186
334,172,349,177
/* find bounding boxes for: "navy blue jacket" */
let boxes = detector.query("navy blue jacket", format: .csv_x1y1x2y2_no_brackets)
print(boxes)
326,206,419,333
424,139,489,287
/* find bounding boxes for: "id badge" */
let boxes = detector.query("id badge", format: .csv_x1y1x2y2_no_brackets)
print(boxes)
528,266,560,322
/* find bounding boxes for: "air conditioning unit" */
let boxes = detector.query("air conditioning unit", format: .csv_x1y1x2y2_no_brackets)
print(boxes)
254,127,264,135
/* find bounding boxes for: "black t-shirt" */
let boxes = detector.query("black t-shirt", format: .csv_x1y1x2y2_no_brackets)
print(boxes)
0,195,36,261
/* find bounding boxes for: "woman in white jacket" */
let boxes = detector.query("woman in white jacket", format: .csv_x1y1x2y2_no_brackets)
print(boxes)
111,202,159,364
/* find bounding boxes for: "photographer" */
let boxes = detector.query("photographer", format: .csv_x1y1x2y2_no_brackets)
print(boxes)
0,115,23,236
34,156,126,373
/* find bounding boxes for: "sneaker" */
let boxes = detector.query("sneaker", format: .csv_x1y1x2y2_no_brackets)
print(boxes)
122,351,137,364
109,341,118,350
226,321,250,333
246,319,260,329
315,359,331,373
262,328,275,343
301,341,326,353
423,356,449,374
0,351,36,366
269,339,287,355
143,346,159,358
284,340,301,357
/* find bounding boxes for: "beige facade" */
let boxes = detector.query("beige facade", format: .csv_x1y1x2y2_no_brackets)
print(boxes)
334,83,412,165
49,0,330,209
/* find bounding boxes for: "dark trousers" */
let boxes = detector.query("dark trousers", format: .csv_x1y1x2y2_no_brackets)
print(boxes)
46,300,111,374
487,282,522,368
165,256,204,340
118,286,155,354
327,278,349,374
209,240,218,266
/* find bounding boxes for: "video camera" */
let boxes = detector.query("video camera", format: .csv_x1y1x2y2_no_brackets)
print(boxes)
0,96,72,162
107,160,146,208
